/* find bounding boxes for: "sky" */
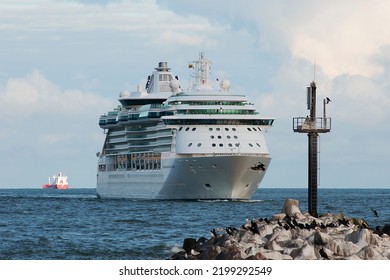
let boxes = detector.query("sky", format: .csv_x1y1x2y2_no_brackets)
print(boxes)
0,0,389,189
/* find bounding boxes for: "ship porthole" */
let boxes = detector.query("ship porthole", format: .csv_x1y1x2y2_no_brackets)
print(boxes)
245,184,249,188
204,183,212,188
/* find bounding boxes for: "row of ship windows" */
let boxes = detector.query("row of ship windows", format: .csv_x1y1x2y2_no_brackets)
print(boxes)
178,127,262,132
188,142,261,148
211,135,238,139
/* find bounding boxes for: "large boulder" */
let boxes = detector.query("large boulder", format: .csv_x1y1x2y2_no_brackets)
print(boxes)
182,238,197,252
328,239,360,257
312,231,331,246
290,243,318,260
345,228,379,247
356,245,387,260
281,199,303,218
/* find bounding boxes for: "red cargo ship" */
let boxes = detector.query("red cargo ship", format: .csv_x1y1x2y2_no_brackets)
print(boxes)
42,172,69,189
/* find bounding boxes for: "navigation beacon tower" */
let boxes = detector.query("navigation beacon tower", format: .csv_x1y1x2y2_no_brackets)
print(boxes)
293,81,331,217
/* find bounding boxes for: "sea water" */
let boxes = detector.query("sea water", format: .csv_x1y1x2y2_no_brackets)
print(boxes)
0,188,388,260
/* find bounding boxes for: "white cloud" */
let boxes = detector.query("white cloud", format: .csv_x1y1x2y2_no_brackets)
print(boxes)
0,0,220,47
0,70,113,117
251,0,390,78
0,70,115,187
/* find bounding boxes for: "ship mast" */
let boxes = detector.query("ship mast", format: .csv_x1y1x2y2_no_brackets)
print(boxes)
190,52,212,90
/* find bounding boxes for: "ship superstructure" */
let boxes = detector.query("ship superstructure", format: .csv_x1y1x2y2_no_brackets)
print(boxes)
97,53,274,199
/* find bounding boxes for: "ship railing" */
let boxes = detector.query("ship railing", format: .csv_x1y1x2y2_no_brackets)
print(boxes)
126,132,172,140
293,117,331,133
109,130,127,136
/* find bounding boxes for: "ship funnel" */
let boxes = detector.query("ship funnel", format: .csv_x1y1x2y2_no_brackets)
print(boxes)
156,62,170,71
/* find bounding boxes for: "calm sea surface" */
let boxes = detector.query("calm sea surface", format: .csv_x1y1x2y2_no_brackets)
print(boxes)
0,188,388,260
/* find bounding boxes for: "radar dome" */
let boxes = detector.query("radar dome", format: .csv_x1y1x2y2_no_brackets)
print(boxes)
220,80,230,91
169,79,180,93
119,90,130,98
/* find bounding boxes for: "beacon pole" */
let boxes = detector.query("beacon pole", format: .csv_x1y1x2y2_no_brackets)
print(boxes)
293,81,331,217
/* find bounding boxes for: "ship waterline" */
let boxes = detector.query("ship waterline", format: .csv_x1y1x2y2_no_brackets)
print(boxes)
97,154,271,199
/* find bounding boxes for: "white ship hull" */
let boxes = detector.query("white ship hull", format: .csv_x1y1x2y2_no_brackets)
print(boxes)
96,154,271,200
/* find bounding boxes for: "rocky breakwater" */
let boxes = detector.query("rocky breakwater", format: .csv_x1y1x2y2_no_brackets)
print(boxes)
171,199,390,260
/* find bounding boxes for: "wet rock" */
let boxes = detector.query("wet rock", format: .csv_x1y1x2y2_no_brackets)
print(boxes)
183,238,197,252
382,224,390,235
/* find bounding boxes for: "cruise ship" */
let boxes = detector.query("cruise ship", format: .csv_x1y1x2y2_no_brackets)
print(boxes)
97,53,274,199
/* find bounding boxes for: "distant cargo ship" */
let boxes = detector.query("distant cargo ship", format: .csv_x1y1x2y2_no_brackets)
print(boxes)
42,172,69,189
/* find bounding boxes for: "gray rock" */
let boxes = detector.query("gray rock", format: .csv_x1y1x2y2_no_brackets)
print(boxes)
261,250,292,260
290,243,318,260
312,231,331,246
356,245,387,260
281,199,302,218
265,239,284,251
328,239,359,257
345,228,379,247
216,246,242,260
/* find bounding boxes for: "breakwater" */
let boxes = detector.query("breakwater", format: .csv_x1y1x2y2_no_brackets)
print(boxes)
171,199,390,260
